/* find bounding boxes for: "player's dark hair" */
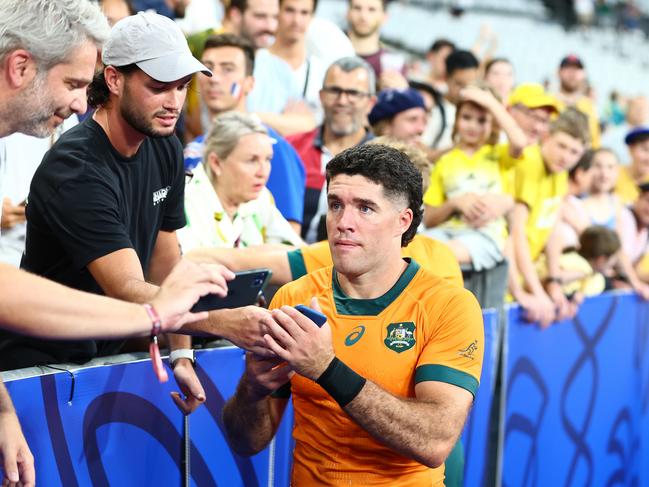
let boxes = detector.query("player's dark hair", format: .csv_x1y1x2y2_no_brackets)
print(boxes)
325,143,423,247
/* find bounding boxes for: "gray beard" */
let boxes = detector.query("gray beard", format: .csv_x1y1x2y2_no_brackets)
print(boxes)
7,75,57,138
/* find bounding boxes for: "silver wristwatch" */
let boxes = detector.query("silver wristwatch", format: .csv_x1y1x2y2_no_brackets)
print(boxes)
168,348,195,367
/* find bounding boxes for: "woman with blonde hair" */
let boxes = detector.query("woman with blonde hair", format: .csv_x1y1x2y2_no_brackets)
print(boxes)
178,112,303,251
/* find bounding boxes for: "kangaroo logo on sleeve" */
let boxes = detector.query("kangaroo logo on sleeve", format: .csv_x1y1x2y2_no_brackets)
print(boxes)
384,322,416,353
458,340,479,360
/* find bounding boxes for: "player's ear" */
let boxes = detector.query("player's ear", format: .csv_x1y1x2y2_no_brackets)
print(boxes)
396,207,413,237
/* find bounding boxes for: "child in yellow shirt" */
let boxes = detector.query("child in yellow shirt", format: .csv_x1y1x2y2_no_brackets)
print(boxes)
422,85,526,271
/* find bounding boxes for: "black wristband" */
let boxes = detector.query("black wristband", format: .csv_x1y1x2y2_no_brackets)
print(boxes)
316,357,366,408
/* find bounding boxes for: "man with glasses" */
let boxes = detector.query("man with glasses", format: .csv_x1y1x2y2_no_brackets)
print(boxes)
287,56,376,243
508,83,559,145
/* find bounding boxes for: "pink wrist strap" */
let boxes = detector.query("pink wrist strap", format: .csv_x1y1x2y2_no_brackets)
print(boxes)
143,303,162,336
143,304,168,383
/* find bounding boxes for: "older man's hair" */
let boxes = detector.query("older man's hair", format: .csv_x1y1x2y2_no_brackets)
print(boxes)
0,0,109,70
325,56,376,96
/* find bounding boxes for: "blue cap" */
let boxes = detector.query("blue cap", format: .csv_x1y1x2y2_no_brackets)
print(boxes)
625,126,649,145
368,89,426,125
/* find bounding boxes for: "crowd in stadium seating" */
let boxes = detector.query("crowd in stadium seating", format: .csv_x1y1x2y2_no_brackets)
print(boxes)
3,0,649,484
3,0,649,349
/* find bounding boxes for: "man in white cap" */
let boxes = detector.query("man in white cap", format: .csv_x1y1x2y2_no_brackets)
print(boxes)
3,12,274,414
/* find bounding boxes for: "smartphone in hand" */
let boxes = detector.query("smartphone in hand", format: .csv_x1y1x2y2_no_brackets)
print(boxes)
295,304,327,327
191,268,271,313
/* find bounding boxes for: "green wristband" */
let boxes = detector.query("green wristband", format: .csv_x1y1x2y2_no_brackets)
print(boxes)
316,357,366,408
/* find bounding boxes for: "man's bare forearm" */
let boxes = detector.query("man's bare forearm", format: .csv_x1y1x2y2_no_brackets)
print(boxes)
343,380,469,468
222,380,282,455
0,265,154,339
101,278,192,350
186,246,293,286
423,200,456,228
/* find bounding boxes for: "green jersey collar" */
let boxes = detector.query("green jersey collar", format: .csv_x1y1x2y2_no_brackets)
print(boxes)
332,259,420,316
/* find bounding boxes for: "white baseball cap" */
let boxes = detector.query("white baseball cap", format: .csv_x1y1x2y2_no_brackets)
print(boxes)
102,12,212,82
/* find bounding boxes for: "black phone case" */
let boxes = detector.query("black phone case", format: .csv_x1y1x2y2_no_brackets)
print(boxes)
190,269,271,312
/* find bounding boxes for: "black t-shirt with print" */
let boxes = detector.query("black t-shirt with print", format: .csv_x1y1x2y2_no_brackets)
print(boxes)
0,117,185,370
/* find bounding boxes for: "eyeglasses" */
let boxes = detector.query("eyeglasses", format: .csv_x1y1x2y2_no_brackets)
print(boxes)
513,105,551,125
321,86,370,103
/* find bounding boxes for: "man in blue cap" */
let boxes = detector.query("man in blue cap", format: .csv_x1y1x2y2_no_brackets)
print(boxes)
369,88,427,146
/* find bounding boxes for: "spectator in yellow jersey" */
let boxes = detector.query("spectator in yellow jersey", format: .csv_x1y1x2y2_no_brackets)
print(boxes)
422,85,526,271
508,83,560,146
508,108,590,328
223,143,483,486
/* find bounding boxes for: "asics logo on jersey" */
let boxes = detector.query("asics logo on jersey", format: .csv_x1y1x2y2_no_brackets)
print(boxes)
345,326,365,346
153,186,171,206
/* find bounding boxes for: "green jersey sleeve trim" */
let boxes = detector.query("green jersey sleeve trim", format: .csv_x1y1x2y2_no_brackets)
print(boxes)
415,364,479,398
287,249,307,280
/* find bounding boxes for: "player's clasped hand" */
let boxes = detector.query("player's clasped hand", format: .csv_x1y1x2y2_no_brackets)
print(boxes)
263,299,334,381
243,353,295,401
